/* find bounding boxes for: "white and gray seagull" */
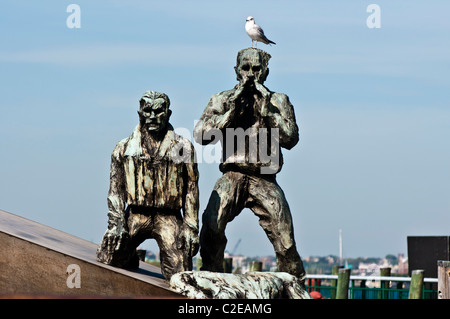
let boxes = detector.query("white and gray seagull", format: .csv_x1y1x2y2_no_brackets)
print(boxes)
245,16,276,48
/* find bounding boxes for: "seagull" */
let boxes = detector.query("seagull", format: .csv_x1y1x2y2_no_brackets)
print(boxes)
245,16,276,48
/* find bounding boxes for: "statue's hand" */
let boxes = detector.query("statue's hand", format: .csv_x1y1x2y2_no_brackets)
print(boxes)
177,224,199,259
102,225,130,254
255,82,270,99
229,82,248,116
230,82,246,104
255,82,271,117
102,212,130,253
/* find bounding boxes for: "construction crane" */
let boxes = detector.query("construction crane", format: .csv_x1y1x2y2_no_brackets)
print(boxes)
231,238,242,256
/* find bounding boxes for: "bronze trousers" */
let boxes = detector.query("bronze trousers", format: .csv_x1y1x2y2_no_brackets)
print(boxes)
127,207,187,279
199,171,305,281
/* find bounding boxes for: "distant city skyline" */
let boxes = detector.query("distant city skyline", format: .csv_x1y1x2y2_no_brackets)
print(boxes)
1,1,449,259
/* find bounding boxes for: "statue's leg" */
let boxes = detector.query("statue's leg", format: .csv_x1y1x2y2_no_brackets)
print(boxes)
125,210,154,268
153,211,185,280
247,176,306,283
199,171,248,272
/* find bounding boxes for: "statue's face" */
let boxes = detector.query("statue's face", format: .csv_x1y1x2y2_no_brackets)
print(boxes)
138,97,170,133
236,51,267,84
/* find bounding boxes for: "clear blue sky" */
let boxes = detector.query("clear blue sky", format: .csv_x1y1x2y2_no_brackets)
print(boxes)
1,1,449,259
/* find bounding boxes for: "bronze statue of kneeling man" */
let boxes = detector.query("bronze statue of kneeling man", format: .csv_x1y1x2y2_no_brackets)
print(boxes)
97,91,199,280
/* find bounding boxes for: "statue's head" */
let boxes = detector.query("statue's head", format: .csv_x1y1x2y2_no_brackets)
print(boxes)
235,48,271,85
138,91,171,134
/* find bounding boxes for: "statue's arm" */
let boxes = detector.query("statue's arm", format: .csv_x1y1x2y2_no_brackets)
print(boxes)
194,91,237,145
183,161,199,234
106,143,127,230
97,142,130,264
179,143,200,258
264,93,299,150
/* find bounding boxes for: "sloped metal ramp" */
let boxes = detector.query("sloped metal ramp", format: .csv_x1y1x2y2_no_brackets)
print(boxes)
0,209,182,298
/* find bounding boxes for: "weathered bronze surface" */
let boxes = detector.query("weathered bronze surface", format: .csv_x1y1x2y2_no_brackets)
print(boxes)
97,91,199,280
170,271,311,299
194,48,305,282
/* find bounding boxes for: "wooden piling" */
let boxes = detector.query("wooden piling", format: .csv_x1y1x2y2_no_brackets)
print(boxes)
336,268,351,299
223,257,233,273
379,267,391,299
409,269,424,299
331,265,344,299
196,257,202,271
438,260,450,299
249,261,263,272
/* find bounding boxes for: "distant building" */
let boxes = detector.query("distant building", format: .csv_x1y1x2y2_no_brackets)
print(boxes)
354,254,409,276
357,262,379,276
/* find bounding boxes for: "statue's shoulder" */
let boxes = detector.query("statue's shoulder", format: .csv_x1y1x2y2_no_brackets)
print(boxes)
111,138,127,160
270,91,292,107
210,88,236,102
111,126,139,159
270,91,289,101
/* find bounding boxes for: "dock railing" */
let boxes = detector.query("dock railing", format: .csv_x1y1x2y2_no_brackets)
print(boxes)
305,271,438,299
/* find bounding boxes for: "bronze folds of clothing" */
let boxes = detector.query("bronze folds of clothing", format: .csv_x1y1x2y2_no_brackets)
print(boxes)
97,91,199,281
199,170,305,281
195,48,305,282
126,206,188,279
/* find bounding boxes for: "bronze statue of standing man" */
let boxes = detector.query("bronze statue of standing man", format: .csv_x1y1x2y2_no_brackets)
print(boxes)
97,91,199,280
194,48,305,282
